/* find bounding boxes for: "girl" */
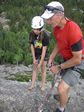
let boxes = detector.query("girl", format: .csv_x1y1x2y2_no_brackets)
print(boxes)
28,16,50,91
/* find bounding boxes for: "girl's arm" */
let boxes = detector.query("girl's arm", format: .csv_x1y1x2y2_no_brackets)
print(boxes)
31,44,36,62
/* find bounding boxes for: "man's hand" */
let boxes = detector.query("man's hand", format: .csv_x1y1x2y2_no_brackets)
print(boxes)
48,59,54,68
50,65,60,74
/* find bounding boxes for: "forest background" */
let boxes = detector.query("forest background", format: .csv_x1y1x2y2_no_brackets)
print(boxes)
0,0,84,66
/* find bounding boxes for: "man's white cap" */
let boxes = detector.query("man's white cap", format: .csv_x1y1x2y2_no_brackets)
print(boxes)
41,1,64,19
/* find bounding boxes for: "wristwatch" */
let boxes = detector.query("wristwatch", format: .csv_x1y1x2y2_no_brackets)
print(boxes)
57,64,62,71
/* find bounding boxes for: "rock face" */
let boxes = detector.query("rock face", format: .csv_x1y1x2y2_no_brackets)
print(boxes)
0,64,84,112
0,12,10,31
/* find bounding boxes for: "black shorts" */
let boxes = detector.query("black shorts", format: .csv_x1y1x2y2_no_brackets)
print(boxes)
35,55,48,61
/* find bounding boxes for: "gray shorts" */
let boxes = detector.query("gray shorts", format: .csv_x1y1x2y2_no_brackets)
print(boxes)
60,60,84,87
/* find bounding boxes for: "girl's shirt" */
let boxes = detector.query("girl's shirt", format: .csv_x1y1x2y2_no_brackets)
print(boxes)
29,30,50,58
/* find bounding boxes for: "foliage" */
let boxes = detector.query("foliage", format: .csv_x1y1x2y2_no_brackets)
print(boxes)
0,0,84,65
7,72,54,82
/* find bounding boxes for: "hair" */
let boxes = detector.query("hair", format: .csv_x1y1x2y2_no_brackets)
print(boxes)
30,30,43,42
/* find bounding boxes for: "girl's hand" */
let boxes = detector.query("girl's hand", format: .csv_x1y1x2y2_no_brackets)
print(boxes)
33,59,38,65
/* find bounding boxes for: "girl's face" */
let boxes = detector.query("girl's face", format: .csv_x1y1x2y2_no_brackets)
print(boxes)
33,29,41,35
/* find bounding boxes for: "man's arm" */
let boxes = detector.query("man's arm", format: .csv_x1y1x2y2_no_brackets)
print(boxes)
61,38,83,69
48,45,59,65
61,50,82,69
50,50,82,74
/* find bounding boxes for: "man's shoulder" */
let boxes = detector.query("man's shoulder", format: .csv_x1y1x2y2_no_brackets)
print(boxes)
66,18,79,28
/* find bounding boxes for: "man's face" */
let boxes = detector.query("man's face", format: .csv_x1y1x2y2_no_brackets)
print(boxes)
45,13,63,28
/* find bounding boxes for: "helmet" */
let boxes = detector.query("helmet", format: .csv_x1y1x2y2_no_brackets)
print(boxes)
41,1,64,19
31,16,44,29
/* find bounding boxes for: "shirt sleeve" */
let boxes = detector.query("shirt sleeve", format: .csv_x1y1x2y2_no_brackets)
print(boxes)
71,39,82,51
68,22,83,46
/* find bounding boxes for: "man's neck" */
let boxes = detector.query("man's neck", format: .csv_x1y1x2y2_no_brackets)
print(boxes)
58,17,67,29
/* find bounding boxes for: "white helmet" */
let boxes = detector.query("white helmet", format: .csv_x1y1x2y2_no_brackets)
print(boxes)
31,16,44,29
41,1,64,20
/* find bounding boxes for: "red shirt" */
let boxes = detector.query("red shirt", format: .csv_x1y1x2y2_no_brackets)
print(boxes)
53,19,84,60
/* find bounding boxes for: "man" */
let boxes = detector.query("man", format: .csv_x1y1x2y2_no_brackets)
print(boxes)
41,1,84,112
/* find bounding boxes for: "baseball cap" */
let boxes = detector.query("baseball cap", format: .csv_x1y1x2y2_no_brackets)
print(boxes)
41,1,64,19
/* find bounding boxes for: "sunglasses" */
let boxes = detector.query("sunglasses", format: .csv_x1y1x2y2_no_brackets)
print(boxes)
44,5,64,12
